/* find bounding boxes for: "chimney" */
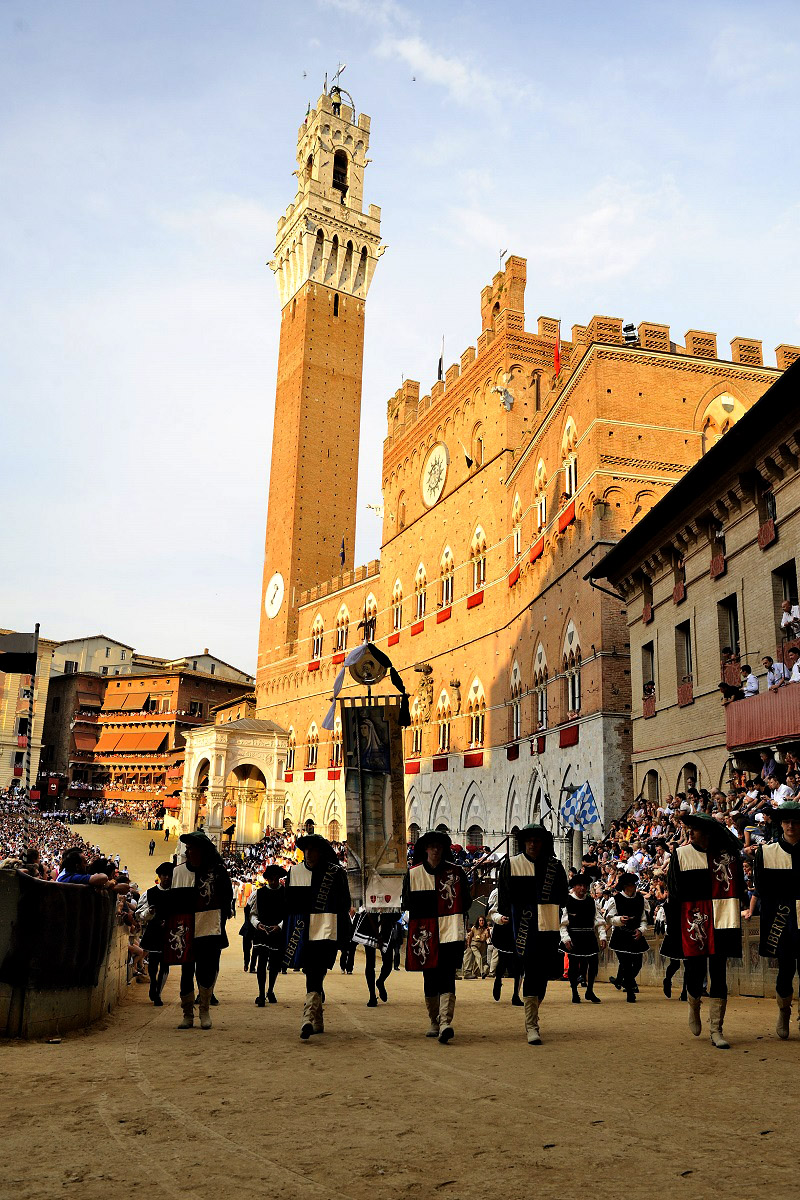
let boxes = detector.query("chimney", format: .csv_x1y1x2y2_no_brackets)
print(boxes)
204,648,209,655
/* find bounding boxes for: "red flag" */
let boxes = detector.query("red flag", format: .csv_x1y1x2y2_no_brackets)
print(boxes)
554,322,561,375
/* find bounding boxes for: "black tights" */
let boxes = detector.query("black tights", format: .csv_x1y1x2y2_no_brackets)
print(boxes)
364,946,392,1000
423,965,457,996
684,955,728,999
616,953,643,994
254,946,282,998
147,954,169,995
242,933,253,970
496,957,521,995
569,954,598,993
305,966,327,994
664,959,682,984
180,942,221,993
775,955,800,998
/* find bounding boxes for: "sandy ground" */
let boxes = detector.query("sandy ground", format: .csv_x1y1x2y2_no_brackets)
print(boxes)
3,824,798,1200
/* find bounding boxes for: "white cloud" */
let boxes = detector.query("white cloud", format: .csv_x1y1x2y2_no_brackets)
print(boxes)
377,33,534,108
710,25,800,94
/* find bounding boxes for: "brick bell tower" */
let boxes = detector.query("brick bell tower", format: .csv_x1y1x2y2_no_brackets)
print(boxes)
257,90,382,667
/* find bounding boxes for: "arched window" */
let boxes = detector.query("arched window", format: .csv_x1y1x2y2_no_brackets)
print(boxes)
335,605,349,652
311,616,324,661
363,593,378,642
410,698,423,757
467,679,486,748
472,424,485,468
466,824,484,851
306,723,319,769
304,154,313,183
510,661,523,741
437,691,451,753
534,460,547,532
392,579,403,631
534,644,548,730
286,728,296,772
562,418,578,500
563,621,582,716
397,492,406,531
331,718,342,768
328,819,341,842
408,822,420,845
471,527,487,592
440,546,454,607
332,148,348,199
333,293,339,318
512,494,522,560
415,563,427,620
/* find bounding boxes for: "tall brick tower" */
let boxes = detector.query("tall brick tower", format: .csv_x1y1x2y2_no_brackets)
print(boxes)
258,91,382,663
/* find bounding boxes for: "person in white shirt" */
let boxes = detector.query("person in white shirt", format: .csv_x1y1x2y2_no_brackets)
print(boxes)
740,664,759,697
763,655,790,690
787,648,800,683
767,775,793,806
780,600,800,637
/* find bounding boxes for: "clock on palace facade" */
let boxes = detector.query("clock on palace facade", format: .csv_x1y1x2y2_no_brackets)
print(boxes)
421,442,449,508
264,571,285,619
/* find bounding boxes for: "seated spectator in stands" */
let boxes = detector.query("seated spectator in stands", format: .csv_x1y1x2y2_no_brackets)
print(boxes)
780,599,800,638
767,774,793,806
759,749,778,781
57,849,112,888
786,647,800,683
741,860,759,920
763,656,790,690
741,664,759,697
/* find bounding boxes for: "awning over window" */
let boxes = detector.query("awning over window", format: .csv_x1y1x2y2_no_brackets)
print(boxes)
72,732,97,752
77,691,102,709
115,733,145,751
94,731,123,753
135,731,167,753
103,692,149,713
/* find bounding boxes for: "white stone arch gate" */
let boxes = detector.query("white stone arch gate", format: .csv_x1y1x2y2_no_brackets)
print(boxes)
180,719,289,843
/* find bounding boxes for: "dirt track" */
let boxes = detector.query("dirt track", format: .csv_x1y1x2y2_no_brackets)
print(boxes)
4,824,798,1200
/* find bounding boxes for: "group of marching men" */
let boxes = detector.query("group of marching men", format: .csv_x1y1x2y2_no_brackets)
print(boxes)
135,802,800,1047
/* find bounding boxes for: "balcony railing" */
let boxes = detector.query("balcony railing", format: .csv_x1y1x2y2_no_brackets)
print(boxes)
677,677,694,707
642,695,656,719
726,684,800,750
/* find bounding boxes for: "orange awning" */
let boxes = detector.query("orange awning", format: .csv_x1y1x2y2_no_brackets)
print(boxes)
115,733,144,751
72,732,97,752
136,731,167,753
77,691,102,709
103,692,149,713
94,731,123,753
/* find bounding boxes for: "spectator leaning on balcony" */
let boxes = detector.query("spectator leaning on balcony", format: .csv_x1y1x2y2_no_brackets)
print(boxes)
763,656,791,690
741,664,759,697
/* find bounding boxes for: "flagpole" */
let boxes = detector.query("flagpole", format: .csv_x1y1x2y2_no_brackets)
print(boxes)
25,622,39,799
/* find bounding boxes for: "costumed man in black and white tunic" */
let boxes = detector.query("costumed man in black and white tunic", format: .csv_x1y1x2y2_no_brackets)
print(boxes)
284,833,351,1040
666,813,744,1049
135,861,174,1005
496,823,569,1045
560,872,606,1003
251,865,288,1007
352,905,398,1007
754,800,800,1039
607,872,649,1003
168,831,234,1031
402,830,472,1043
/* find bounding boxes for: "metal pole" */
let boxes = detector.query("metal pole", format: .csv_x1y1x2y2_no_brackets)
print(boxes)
25,623,39,799
354,697,368,909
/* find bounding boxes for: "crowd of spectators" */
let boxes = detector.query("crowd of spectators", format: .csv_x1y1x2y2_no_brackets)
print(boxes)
574,749,799,927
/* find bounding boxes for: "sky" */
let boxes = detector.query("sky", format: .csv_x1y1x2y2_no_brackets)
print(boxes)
2,0,799,673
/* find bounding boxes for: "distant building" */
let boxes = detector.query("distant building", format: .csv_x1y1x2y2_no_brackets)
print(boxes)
590,360,800,799
92,671,253,816
51,635,253,685
0,628,57,791
40,671,104,785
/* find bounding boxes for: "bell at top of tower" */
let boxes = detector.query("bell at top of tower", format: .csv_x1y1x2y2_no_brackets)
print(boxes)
271,91,383,309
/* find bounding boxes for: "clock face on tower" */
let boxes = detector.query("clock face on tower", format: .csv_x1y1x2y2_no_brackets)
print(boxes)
264,572,285,619
421,442,449,508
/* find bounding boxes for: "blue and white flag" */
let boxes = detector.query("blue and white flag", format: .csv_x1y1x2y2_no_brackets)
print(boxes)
560,781,601,832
